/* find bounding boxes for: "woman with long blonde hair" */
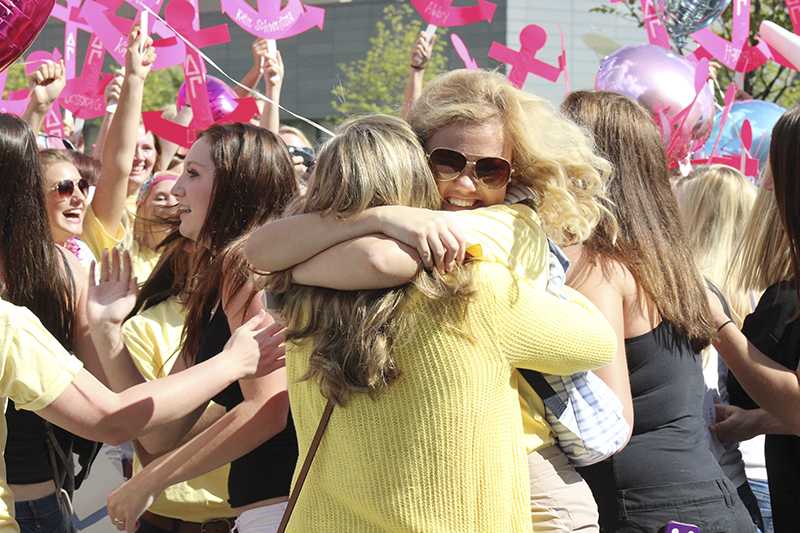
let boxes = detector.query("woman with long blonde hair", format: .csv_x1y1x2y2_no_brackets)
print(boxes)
261,114,615,532
674,164,766,531
246,70,624,531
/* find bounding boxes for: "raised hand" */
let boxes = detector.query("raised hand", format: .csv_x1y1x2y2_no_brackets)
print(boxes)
222,311,287,380
410,31,436,70
262,49,284,89
87,248,138,328
28,60,66,109
104,70,124,106
125,24,156,82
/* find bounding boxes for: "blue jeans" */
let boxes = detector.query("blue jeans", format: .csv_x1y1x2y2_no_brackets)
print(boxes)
749,478,774,533
14,493,75,533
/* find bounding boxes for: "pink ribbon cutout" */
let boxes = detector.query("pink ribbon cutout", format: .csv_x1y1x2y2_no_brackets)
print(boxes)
450,33,478,69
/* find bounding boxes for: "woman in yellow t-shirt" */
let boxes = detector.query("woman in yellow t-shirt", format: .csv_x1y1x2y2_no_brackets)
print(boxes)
0,112,284,533
82,26,164,282
118,238,238,531
255,114,615,532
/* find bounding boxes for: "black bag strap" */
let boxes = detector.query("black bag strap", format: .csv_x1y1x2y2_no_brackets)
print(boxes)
518,369,567,418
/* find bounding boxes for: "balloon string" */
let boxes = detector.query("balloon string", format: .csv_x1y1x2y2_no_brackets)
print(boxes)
140,4,334,137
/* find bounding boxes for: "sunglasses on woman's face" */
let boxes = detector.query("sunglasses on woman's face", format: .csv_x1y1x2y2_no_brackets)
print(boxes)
51,178,90,198
427,147,513,189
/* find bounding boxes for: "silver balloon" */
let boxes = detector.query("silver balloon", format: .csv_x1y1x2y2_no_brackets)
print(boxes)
656,0,731,48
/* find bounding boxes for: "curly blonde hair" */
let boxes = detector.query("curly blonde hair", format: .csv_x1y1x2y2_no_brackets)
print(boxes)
407,69,613,245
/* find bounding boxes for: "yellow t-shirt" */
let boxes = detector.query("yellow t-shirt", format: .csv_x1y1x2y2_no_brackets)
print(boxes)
121,298,236,522
285,204,616,532
82,199,161,282
0,300,84,533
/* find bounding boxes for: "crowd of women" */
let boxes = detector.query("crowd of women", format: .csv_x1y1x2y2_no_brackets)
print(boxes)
0,22,798,533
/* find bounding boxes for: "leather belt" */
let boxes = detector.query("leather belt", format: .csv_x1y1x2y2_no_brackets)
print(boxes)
140,511,234,533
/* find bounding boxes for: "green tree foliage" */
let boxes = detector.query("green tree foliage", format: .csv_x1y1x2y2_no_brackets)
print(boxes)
331,2,449,119
591,1,799,107
142,66,184,111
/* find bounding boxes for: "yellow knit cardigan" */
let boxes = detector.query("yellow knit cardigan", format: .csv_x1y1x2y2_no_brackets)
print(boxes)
286,205,616,532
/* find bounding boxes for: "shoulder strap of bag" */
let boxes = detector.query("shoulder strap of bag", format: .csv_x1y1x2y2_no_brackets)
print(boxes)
518,369,568,418
277,398,335,533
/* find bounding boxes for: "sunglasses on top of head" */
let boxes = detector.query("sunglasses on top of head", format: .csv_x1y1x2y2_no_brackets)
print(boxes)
51,178,90,198
427,147,513,189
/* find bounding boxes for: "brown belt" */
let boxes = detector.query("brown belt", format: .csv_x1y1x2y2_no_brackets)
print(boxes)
140,511,234,533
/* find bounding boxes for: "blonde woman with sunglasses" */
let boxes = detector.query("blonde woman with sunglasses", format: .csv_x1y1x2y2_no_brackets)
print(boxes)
247,70,622,532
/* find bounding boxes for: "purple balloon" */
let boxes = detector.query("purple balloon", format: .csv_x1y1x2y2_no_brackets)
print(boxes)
176,76,238,122
0,0,55,73
595,44,715,163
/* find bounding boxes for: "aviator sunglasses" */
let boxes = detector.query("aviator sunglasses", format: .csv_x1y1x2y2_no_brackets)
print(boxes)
427,147,513,189
51,178,90,198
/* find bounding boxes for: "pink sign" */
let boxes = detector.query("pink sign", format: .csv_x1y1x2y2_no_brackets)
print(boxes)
692,0,768,73
410,0,496,27
488,24,564,87
59,34,111,119
641,0,671,49
142,97,259,148
142,0,254,148
788,0,800,33
759,20,800,71
220,0,325,40
79,0,186,70
451,33,478,69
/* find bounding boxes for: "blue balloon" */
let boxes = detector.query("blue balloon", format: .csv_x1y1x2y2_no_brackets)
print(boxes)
698,100,786,167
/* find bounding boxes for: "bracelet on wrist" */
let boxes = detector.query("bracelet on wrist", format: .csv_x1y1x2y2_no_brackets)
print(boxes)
410,63,426,71
716,319,735,333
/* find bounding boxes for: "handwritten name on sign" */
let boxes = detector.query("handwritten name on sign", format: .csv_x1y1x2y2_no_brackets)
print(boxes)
220,0,324,40
410,0,496,27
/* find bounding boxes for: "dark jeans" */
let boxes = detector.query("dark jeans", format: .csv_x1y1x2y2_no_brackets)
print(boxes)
135,519,173,533
14,493,75,533
615,478,757,533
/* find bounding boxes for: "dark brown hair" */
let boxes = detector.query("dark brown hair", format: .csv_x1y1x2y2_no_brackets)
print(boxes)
67,151,102,186
0,114,74,348
179,123,297,364
562,91,713,351
770,105,800,290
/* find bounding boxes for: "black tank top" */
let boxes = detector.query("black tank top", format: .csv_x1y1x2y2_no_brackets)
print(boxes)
579,321,728,527
5,405,72,484
195,307,298,508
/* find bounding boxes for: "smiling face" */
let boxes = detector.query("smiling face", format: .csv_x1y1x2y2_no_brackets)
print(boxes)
171,137,215,242
425,118,511,211
43,161,87,245
129,126,158,193
140,177,178,221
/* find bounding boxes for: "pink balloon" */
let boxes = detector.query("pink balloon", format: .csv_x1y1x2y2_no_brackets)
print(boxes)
0,0,56,73
176,76,238,122
595,44,715,163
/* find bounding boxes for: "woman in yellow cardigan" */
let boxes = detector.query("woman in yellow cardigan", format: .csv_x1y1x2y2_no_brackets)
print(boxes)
260,115,616,532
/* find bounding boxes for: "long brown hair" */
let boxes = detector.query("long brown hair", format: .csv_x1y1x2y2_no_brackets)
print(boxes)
179,123,297,364
562,91,714,351
769,106,800,291
0,114,74,348
266,115,474,406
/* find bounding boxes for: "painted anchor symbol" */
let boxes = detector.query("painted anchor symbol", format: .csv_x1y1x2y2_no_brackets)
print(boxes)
220,0,325,40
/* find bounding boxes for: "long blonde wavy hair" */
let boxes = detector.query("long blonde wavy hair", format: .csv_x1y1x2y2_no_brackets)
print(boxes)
407,69,613,245
266,115,474,406
675,165,757,325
